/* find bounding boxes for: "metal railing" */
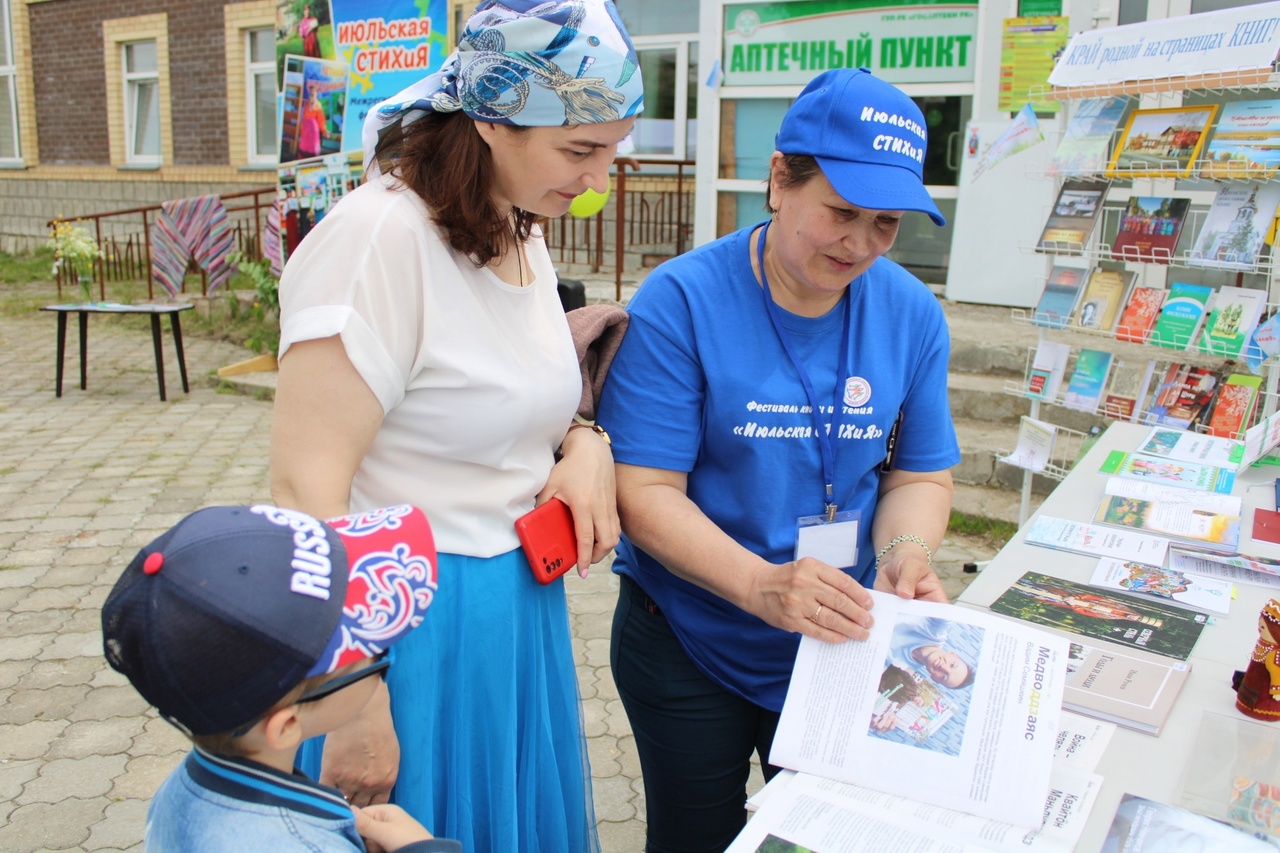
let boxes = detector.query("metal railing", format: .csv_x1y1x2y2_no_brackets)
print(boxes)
46,158,695,304
47,187,276,302
545,157,696,301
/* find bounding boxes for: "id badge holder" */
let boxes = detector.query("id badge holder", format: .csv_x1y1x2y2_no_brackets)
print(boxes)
795,510,861,571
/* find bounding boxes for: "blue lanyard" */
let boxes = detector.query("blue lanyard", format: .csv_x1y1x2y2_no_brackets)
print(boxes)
755,221,852,522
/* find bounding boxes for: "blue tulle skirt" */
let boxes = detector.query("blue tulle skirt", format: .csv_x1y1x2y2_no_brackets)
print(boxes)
298,548,599,853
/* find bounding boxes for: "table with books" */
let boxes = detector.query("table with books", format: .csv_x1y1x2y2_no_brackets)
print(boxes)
958,419,1280,850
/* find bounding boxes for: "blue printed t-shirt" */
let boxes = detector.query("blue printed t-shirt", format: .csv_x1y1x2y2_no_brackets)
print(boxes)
597,224,961,711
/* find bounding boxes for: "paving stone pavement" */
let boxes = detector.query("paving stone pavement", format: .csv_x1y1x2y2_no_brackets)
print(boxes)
0,304,994,853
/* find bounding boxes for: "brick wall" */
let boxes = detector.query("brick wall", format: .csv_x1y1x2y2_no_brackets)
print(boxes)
0,176,271,253
29,0,228,166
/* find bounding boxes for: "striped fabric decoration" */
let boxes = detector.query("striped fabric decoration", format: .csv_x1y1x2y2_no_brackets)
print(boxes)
150,195,236,297
264,199,284,278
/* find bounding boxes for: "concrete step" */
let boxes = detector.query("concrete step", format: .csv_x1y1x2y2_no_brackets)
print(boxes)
952,418,1067,496
952,481,1044,526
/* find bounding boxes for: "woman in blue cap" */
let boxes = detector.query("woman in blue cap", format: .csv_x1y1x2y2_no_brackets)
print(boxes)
269,2,642,851
597,68,961,852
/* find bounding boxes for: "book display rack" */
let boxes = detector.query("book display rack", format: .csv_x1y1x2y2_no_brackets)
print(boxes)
1003,73,1280,524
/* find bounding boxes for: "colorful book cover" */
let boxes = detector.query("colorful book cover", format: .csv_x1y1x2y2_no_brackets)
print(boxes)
1144,363,1221,430
1031,265,1087,328
1026,340,1071,400
1200,98,1280,180
1247,312,1280,372
1074,268,1134,332
1188,183,1280,271
1105,104,1218,179
1206,374,1264,439
1051,96,1129,175
990,572,1209,661
1093,494,1240,554
1037,180,1109,254
1063,349,1114,412
1149,281,1214,350
1137,426,1244,471
1102,359,1155,421
1111,196,1192,264
1090,558,1232,614
1062,638,1191,735
1098,449,1236,494
1115,286,1166,344
1198,285,1268,358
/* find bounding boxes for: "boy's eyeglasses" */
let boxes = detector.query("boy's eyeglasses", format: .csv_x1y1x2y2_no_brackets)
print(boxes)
297,652,391,705
229,652,391,737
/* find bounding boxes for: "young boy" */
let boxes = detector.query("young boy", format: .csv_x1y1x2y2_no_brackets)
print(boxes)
101,503,460,852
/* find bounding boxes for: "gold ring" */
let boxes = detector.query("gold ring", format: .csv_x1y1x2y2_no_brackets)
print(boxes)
810,604,823,621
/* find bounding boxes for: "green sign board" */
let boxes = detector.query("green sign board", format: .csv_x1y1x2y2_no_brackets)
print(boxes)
723,0,979,86
1019,0,1063,16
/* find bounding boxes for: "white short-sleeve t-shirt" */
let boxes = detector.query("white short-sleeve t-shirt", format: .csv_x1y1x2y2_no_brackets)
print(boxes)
278,178,580,557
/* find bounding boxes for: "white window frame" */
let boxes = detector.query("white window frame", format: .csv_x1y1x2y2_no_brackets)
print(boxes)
0,0,19,164
123,40,161,166
631,34,698,161
245,27,276,165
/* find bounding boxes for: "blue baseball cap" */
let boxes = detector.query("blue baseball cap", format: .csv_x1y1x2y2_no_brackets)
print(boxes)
102,504,438,736
775,68,945,226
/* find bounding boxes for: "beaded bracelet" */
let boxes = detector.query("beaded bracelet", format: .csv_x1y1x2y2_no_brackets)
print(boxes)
875,534,933,569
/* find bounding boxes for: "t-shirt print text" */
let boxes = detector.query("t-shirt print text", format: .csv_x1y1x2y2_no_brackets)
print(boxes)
732,400,884,440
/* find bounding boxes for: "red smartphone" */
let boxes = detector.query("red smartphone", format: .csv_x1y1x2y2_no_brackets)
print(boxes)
515,498,578,585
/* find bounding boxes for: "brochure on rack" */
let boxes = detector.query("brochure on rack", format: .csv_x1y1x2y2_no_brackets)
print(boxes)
770,592,1069,828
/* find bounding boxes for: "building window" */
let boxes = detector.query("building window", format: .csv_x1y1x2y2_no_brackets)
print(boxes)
247,27,276,163
123,41,161,164
0,0,18,162
631,36,698,160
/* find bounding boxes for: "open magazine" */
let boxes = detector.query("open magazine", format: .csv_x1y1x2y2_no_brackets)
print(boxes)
767,593,1070,828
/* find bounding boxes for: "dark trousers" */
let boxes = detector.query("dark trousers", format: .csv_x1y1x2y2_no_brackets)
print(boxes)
611,575,783,853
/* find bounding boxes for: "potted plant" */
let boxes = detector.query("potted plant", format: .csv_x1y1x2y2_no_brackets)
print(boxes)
48,222,102,303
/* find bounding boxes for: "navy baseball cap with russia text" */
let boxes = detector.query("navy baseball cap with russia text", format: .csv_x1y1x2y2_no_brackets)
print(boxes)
101,504,438,736
775,67,945,226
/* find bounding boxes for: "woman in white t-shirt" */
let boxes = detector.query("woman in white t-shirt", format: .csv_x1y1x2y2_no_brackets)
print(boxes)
267,3,643,851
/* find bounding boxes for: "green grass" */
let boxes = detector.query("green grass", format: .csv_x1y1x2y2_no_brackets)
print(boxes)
0,248,56,285
0,250,278,352
949,509,1018,549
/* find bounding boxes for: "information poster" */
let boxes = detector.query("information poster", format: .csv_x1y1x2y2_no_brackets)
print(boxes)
273,0,448,258
999,17,1069,113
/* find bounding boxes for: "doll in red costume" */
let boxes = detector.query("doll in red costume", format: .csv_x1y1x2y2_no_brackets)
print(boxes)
1234,598,1280,721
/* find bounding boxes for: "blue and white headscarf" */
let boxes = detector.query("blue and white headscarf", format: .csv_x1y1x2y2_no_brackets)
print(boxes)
363,0,644,172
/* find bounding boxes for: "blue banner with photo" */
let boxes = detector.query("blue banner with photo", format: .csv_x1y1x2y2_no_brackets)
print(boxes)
330,0,450,149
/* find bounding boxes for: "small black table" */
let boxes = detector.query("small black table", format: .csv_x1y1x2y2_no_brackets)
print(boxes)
41,302,194,401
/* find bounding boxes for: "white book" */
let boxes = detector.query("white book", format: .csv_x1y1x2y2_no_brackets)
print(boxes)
1023,516,1170,564
1000,416,1058,472
769,592,1069,827
730,765,1103,853
1135,426,1244,472
1102,476,1243,516
1028,341,1072,401
1188,182,1280,271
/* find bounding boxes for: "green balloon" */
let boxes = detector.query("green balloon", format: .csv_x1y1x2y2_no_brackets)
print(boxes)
569,187,610,218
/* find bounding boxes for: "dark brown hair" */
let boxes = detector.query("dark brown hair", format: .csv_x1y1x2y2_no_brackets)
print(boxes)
372,110,537,267
764,153,822,211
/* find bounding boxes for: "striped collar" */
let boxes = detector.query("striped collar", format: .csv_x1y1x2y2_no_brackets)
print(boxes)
186,748,353,821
